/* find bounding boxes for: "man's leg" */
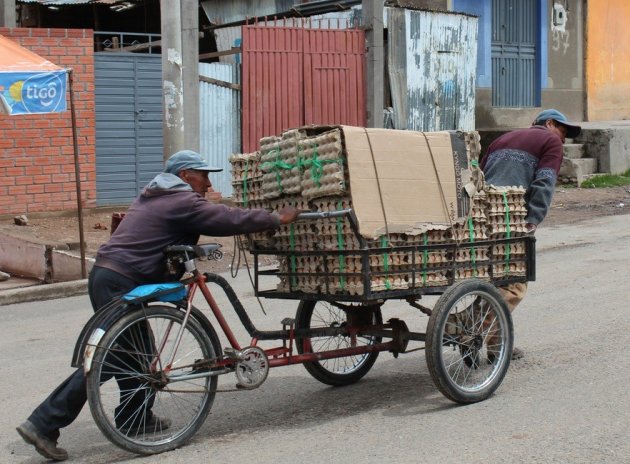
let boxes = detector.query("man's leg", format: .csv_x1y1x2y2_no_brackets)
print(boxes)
498,282,528,312
497,282,528,359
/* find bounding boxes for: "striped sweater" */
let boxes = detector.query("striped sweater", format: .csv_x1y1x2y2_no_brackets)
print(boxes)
480,126,564,225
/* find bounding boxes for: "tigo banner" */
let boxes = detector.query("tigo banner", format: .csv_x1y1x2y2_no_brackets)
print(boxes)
0,70,67,115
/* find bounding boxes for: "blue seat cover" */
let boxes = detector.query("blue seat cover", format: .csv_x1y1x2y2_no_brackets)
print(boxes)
122,282,186,303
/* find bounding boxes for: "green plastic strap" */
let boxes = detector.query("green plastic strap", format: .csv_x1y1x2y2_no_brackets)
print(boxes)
309,144,323,187
299,144,345,188
467,216,477,277
422,233,428,285
242,159,249,207
381,236,391,290
260,146,295,192
289,224,297,287
502,192,511,271
336,200,346,290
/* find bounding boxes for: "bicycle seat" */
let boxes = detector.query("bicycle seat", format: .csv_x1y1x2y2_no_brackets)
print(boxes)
122,282,187,303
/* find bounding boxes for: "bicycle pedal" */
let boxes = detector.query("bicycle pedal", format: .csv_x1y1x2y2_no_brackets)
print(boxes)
281,317,295,329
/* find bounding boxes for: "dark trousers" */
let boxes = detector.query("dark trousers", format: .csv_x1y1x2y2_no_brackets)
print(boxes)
28,266,137,441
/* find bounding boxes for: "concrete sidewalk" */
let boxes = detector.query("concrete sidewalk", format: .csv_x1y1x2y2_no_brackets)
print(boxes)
0,278,87,306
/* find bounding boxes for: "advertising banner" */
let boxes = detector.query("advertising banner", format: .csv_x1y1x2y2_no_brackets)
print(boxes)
0,70,67,115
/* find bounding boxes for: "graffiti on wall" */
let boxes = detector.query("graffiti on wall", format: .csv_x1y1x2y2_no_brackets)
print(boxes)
551,2,570,55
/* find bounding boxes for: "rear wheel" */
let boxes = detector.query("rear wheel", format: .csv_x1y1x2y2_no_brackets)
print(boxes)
426,280,513,404
295,301,382,386
86,305,220,455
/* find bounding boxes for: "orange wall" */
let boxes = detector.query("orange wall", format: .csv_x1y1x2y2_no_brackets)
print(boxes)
0,28,96,215
586,1,630,120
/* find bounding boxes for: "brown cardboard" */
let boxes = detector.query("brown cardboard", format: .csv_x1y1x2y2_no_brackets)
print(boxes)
341,126,462,239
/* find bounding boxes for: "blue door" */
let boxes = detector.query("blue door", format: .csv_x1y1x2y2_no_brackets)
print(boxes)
491,0,539,107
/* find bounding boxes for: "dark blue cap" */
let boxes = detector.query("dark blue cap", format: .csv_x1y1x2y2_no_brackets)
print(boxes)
534,109,581,138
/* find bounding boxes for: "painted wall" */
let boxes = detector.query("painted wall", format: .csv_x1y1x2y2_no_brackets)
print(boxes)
586,0,630,121
0,28,96,215
452,0,584,129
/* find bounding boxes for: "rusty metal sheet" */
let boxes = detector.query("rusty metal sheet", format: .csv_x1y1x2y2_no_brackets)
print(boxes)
303,28,366,126
242,25,303,152
387,7,478,131
242,24,366,152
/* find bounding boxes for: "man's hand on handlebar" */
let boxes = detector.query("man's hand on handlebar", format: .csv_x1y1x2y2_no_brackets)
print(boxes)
277,206,301,225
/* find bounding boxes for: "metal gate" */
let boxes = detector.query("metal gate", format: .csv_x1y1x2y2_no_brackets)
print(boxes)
94,53,163,206
242,25,365,152
491,0,538,107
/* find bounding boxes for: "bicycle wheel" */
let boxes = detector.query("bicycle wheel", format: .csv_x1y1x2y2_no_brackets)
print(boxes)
86,304,220,455
426,279,513,404
295,301,382,386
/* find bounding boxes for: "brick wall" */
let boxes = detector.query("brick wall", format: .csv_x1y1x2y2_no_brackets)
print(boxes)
0,28,95,215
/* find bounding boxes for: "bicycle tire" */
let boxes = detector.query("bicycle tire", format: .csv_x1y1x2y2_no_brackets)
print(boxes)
86,304,220,455
295,300,382,386
425,279,513,404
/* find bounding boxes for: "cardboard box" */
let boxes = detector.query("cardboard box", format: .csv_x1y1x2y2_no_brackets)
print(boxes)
341,126,466,238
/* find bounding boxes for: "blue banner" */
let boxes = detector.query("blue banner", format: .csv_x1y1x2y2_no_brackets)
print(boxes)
0,70,67,115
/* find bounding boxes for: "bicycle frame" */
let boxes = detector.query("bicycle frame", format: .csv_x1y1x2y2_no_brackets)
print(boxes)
184,268,422,371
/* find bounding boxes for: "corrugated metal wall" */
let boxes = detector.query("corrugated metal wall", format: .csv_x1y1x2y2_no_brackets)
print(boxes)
199,62,240,197
491,0,537,107
387,8,478,131
94,53,163,206
242,24,366,152
303,28,365,125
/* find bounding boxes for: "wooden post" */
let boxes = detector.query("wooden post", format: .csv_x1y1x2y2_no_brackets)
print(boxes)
364,0,384,128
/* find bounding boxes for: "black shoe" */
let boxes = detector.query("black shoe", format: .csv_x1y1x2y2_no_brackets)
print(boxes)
120,415,172,435
17,420,68,461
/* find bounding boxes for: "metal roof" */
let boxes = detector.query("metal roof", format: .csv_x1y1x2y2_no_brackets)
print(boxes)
18,0,137,6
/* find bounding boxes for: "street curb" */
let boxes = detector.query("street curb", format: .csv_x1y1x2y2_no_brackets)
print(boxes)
0,279,88,306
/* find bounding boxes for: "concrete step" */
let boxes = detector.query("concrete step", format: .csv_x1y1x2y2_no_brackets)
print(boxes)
559,157,598,187
563,143,585,159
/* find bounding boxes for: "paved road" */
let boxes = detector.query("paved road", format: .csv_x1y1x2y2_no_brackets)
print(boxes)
3,214,630,464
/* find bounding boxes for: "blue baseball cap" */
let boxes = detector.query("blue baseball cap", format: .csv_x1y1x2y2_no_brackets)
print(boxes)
534,109,581,138
165,150,222,175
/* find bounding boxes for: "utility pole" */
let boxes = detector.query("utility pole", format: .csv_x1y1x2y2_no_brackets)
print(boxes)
363,0,384,128
160,0,200,160
181,0,199,152
160,0,185,161
1,0,17,27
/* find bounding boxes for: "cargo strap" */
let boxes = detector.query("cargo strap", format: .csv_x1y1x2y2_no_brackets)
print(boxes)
336,200,346,290
467,216,478,277
502,192,512,271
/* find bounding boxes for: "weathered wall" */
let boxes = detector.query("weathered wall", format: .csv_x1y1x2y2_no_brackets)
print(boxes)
586,0,630,121
454,0,584,129
0,28,96,215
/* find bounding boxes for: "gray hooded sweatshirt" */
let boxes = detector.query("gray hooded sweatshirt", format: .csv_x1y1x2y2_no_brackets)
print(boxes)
95,173,280,283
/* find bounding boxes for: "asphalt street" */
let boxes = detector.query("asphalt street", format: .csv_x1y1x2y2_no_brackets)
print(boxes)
2,214,630,464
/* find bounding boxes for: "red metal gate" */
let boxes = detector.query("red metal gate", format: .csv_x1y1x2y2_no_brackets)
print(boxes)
242,25,366,152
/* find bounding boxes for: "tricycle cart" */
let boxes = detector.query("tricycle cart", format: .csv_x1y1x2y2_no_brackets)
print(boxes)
73,209,535,456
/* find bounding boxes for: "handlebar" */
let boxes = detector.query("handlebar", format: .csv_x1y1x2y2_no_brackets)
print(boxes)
296,208,353,221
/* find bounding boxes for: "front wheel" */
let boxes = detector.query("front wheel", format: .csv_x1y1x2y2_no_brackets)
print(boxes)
425,280,513,404
295,301,382,386
86,305,221,455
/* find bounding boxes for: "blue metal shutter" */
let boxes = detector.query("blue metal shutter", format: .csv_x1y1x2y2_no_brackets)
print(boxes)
491,0,537,107
95,54,163,206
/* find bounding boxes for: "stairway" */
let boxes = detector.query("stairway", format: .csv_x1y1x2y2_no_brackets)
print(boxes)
558,139,597,187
